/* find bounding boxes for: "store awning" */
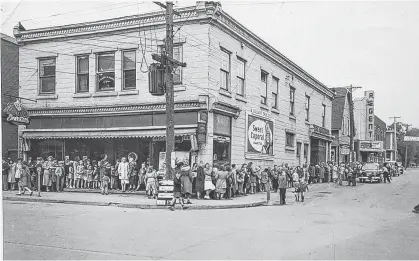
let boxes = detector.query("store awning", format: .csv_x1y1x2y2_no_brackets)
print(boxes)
22,127,196,140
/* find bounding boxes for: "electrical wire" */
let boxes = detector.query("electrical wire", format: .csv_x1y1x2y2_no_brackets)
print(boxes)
1,0,23,26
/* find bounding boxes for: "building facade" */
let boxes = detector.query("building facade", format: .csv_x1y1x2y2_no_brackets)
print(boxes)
14,2,334,169
353,91,385,163
330,87,353,163
1,33,19,160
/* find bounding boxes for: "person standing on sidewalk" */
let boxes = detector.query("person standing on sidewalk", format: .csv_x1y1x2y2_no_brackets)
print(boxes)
271,165,279,193
278,170,287,205
55,161,65,192
383,163,391,183
2,158,10,191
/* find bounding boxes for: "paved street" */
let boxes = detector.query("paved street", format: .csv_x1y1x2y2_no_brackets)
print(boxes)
3,169,419,260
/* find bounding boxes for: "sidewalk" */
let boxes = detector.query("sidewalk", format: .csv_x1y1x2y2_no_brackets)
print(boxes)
2,190,267,210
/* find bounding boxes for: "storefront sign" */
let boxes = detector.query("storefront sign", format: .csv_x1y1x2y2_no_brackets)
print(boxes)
246,112,274,155
366,91,375,140
98,75,115,87
404,136,419,142
3,100,30,125
359,140,383,152
250,108,271,119
152,136,191,142
311,124,330,135
340,145,350,155
197,122,207,143
214,135,230,143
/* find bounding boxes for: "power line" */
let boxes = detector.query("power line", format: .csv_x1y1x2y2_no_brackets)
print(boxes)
1,0,23,26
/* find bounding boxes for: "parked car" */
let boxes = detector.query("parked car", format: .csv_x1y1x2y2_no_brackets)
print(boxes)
359,163,383,183
397,162,404,174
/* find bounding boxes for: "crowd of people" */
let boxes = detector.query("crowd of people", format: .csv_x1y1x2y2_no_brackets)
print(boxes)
3,154,400,205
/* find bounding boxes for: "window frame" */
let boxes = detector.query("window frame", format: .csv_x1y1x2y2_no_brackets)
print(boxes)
122,50,137,90
272,76,279,109
285,132,295,148
236,56,246,96
38,57,57,94
322,104,326,127
289,87,296,116
220,48,231,91
96,52,116,91
260,70,268,105
305,95,310,121
75,55,89,93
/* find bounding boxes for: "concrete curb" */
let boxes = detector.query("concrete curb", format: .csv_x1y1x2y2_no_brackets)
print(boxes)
3,196,267,210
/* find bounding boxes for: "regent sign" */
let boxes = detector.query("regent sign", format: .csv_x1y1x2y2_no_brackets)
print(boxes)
246,112,274,155
3,100,30,125
404,136,419,142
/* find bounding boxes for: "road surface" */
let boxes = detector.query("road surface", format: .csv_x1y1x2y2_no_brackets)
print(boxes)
3,169,419,260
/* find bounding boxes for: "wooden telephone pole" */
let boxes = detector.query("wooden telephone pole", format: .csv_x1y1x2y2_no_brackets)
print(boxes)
152,1,186,180
404,124,412,168
389,116,401,161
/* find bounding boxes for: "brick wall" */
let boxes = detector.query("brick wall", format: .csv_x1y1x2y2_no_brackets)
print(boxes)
1,38,19,159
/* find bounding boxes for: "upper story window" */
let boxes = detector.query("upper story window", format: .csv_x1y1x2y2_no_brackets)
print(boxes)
161,45,183,84
39,58,56,94
122,50,136,90
289,87,295,116
260,70,268,105
97,52,115,91
236,58,245,96
305,95,310,121
272,77,279,109
322,104,326,128
220,49,230,91
286,132,295,148
76,55,89,93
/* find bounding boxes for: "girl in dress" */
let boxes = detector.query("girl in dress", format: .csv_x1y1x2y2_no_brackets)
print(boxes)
67,164,74,189
237,165,245,195
118,157,129,192
86,165,94,189
43,156,54,192
145,166,157,198
249,164,257,194
203,163,214,199
93,165,100,189
215,165,228,200
75,159,84,189
7,159,16,190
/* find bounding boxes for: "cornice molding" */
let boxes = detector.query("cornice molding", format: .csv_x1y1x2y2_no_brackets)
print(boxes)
27,100,207,117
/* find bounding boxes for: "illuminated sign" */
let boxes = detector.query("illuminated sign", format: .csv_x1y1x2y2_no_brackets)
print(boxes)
3,100,30,125
365,91,374,140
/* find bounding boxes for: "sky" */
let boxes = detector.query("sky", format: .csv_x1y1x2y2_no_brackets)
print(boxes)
1,0,419,128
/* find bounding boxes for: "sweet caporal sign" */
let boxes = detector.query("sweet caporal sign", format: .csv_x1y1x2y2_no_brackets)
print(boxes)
247,112,274,155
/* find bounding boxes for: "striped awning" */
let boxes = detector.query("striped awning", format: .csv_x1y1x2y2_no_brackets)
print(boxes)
22,128,196,140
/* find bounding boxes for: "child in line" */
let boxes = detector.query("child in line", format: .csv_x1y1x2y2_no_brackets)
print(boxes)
17,164,33,196
67,165,74,189
292,169,300,193
110,165,117,190
295,178,309,202
145,166,157,199
169,172,185,211
82,163,88,189
50,160,58,192
93,165,99,189
86,165,94,189
260,168,268,192
75,160,84,189
102,175,110,195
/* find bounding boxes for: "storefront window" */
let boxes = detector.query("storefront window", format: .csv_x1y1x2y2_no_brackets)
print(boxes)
30,139,64,160
213,113,232,165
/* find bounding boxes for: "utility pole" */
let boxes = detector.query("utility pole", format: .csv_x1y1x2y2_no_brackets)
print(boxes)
404,124,412,168
152,1,186,180
389,116,401,161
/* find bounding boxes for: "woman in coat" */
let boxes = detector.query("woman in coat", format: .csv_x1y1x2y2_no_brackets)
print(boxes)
180,162,193,204
203,163,214,199
43,156,54,192
7,159,16,190
195,161,205,199
215,165,228,199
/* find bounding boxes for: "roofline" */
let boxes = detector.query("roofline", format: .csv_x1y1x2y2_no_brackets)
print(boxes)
0,33,17,44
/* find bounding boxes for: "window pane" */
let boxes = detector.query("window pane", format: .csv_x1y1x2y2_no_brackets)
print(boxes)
77,56,89,74
261,72,267,82
124,70,136,89
220,70,227,90
237,77,244,95
273,78,278,94
173,46,182,61
221,51,229,71
97,71,115,90
40,59,56,77
213,114,231,136
123,51,136,70
77,75,89,92
41,77,55,93
272,93,277,108
98,53,115,71
173,67,181,83
237,59,245,78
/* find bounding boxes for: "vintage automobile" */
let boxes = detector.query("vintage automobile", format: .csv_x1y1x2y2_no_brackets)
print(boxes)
397,162,404,174
359,163,383,183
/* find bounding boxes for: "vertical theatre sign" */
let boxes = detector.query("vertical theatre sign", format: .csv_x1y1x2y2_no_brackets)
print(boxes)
366,91,374,141
246,110,274,155
3,100,30,125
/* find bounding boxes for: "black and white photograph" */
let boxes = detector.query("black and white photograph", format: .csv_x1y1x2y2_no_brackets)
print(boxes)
1,0,419,260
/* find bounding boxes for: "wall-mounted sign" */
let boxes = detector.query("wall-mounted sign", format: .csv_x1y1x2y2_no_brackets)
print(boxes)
3,100,30,125
98,75,115,88
365,90,375,140
311,124,330,135
197,122,207,144
404,136,419,142
250,108,271,119
359,140,383,152
246,112,274,155
340,145,350,155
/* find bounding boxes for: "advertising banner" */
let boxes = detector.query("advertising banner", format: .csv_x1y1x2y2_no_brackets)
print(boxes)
246,113,274,155
404,136,419,142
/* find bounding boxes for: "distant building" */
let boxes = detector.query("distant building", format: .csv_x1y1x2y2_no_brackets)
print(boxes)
330,87,354,163
353,91,385,163
1,33,19,160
